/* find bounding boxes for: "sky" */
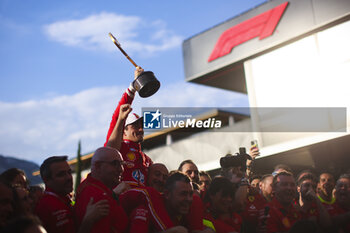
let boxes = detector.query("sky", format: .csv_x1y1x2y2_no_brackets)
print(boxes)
0,0,267,165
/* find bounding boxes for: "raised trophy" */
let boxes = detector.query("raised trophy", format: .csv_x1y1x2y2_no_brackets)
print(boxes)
108,33,160,98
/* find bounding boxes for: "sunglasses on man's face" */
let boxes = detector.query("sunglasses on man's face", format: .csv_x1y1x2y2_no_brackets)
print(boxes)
98,160,125,167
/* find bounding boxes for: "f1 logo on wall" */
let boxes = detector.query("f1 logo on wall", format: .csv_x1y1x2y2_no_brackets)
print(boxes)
143,109,162,129
208,1,289,62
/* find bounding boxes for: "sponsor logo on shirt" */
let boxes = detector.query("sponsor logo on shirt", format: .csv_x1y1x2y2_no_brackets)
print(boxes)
125,161,135,168
282,217,290,228
248,195,255,202
249,204,257,210
132,169,145,184
127,152,136,161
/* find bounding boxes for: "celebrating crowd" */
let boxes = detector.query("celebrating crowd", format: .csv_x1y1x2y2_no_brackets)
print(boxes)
0,67,349,233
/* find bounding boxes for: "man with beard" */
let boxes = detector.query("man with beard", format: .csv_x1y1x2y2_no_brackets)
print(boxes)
75,147,129,233
147,163,169,193
105,67,153,187
317,172,336,205
296,174,331,228
36,156,76,233
178,160,200,185
36,156,109,233
259,172,301,233
259,174,273,202
128,172,208,233
327,174,350,232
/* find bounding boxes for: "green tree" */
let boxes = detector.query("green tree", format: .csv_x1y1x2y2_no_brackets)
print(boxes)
75,140,82,193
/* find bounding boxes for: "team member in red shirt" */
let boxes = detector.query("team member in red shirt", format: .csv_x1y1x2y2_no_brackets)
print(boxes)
327,174,350,232
296,174,331,228
105,67,153,187
234,174,272,233
242,187,267,233
259,172,301,233
36,156,107,233
128,172,207,233
147,163,169,193
239,174,273,233
120,165,205,233
75,147,129,233
203,177,242,233
119,163,169,216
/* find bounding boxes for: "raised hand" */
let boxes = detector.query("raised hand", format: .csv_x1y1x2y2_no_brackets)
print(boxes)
113,181,131,195
84,197,109,223
119,104,132,121
134,66,144,80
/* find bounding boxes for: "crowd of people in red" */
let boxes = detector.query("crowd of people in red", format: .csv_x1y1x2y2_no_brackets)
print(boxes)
0,67,349,233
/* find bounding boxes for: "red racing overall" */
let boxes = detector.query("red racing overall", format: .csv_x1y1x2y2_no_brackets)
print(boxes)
105,85,153,186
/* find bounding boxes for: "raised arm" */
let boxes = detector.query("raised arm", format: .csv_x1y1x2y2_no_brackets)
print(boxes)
104,66,144,146
246,146,259,178
106,104,132,150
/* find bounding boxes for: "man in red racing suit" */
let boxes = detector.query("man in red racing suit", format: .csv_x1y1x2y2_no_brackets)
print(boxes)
105,67,153,187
